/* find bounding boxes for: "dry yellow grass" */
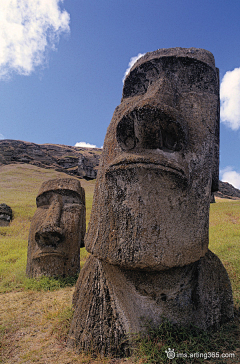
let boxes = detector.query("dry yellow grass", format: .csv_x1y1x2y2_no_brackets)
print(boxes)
0,164,239,363
0,164,135,363
0,288,136,364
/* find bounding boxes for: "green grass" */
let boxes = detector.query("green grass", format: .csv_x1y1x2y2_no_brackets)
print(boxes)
0,164,239,363
133,316,239,363
23,274,79,291
209,198,240,305
1,165,239,300
0,164,93,293
0,166,239,295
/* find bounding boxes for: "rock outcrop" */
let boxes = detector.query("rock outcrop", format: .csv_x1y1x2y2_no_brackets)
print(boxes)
215,180,240,199
78,155,99,179
1,139,240,199
0,139,101,180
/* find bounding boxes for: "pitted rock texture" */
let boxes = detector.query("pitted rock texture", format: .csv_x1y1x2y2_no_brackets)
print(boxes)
68,47,234,355
0,139,101,180
69,255,128,357
26,178,86,278
78,156,98,179
68,250,233,355
86,47,220,270
0,203,12,226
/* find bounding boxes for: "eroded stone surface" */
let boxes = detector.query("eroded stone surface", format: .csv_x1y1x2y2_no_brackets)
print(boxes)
0,203,12,226
86,47,220,270
78,156,98,179
26,178,86,277
0,139,101,180
68,250,233,355
68,48,234,355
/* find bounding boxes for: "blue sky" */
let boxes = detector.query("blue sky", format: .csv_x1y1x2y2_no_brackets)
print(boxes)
0,0,240,188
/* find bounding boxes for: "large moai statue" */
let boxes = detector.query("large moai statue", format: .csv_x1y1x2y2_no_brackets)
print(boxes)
68,48,234,355
26,178,85,277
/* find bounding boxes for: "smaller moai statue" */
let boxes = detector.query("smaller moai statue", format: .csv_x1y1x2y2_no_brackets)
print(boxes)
0,204,12,226
26,178,85,277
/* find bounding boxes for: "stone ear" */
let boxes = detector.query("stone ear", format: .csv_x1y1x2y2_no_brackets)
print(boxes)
211,68,220,193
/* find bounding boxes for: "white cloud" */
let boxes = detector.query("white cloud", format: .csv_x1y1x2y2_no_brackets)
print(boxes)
0,134,4,139
0,0,70,80
75,142,98,148
122,53,145,83
220,167,240,189
220,67,240,130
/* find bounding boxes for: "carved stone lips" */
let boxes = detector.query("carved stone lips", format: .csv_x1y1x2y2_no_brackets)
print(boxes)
106,152,187,181
33,250,67,260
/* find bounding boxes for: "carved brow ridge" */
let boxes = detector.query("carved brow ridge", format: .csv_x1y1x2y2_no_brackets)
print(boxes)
36,190,83,204
122,56,218,99
130,56,216,76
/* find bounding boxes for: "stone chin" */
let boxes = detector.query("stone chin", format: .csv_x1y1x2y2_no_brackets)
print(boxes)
85,132,213,271
85,129,213,271
32,250,67,260
85,160,211,271
29,255,69,277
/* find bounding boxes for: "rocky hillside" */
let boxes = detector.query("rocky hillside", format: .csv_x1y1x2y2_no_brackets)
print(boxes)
0,139,102,180
215,180,240,200
0,139,240,200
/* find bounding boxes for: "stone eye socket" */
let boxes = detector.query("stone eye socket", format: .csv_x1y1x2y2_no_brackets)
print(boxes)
36,196,50,208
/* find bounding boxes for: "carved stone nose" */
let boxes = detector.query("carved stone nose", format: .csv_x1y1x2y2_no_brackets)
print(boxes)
116,107,184,152
35,194,64,248
35,227,64,248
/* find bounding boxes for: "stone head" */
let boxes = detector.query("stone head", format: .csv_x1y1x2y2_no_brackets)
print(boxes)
0,203,12,226
26,178,86,277
85,48,220,270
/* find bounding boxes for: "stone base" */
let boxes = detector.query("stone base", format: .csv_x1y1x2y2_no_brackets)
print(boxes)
68,250,234,356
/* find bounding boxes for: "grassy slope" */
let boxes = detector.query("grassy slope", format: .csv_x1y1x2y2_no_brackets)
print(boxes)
0,164,239,363
0,164,94,293
209,198,240,305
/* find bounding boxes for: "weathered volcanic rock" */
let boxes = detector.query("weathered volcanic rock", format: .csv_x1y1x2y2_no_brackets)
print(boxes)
26,178,86,278
0,139,101,180
215,180,240,199
68,47,234,355
0,139,239,198
86,47,220,270
78,155,99,179
68,250,233,356
0,203,12,226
